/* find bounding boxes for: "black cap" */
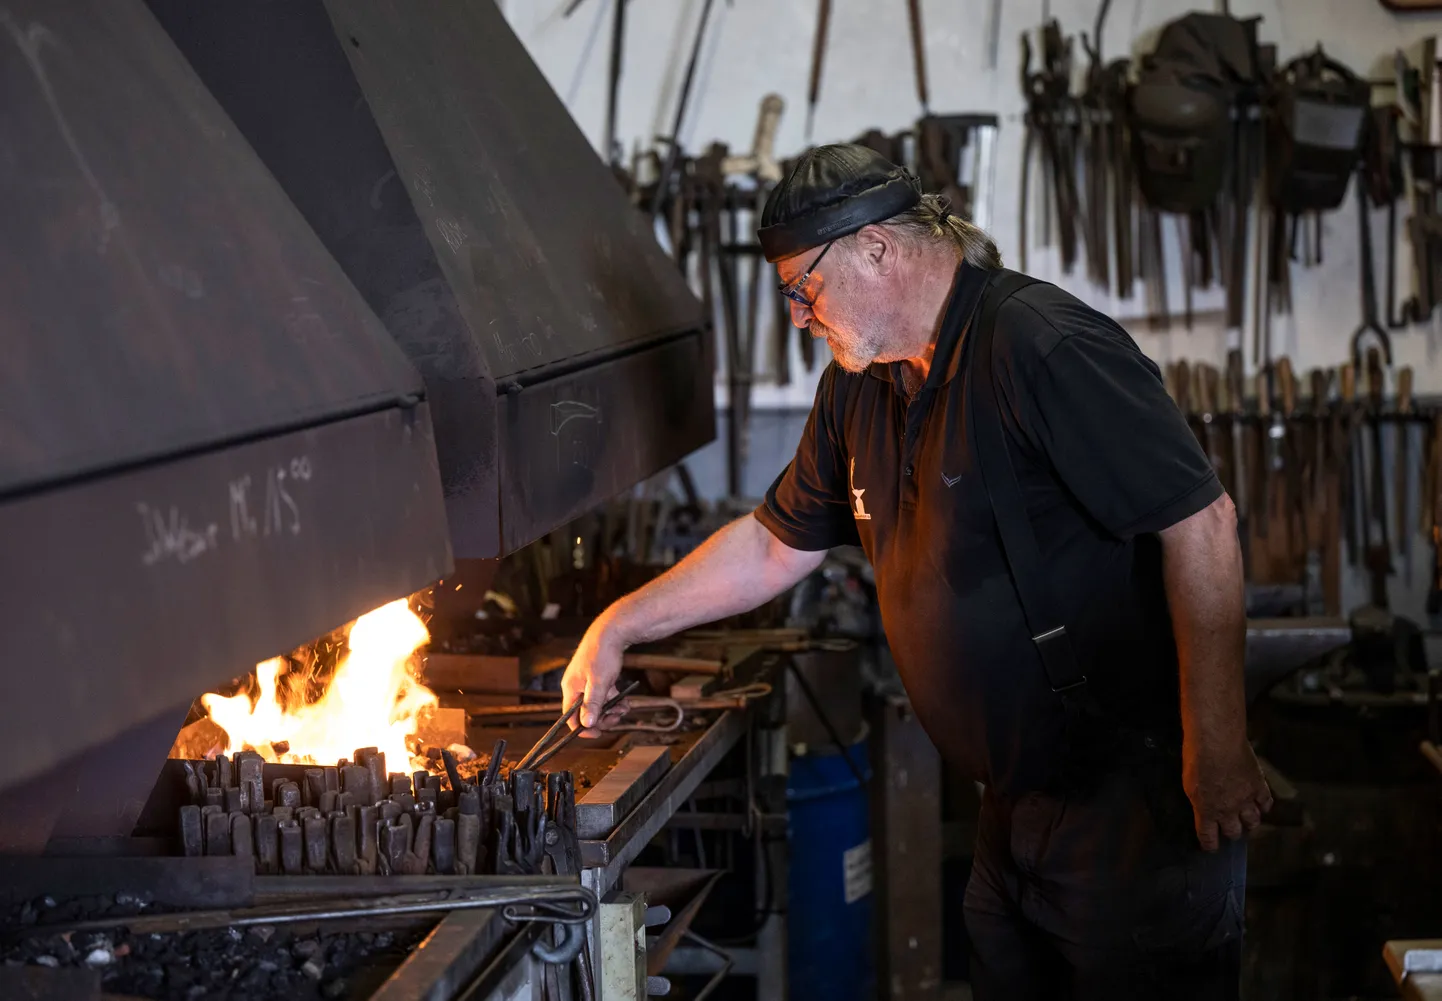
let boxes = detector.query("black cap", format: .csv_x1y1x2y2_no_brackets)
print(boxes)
757,144,921,263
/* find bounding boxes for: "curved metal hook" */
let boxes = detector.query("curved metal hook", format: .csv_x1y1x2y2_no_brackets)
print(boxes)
1351,323,1393,372
529,919,586,965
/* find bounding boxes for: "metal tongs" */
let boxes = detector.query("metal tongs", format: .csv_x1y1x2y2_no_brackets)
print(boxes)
515,681,640,771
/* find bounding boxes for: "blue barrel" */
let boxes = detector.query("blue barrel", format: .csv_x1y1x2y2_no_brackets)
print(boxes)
786,737,875,1001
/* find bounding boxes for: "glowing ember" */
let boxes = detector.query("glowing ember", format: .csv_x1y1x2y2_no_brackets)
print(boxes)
202,599,437,770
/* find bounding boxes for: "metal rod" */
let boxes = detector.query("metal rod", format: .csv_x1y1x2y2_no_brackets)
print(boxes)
53,886,597,935
649,0,720,220
516,696,585,771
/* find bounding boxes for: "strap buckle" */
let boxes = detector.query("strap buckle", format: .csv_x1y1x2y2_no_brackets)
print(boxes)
1032,626,1088,693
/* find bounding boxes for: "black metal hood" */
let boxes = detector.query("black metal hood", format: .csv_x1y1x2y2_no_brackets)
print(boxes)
0,0,452,808
146,0,716,558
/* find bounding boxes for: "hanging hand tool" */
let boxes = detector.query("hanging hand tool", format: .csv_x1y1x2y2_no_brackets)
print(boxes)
1199,363,1223,490
1352,174,1396,372
604,0,629,167
1312,368,1343,615
1365,348,1394,608
986,0,1003,69
906,0,931,117
805,0,832,141
1397,366,1415,576
1428,407,1442,621
1339,362,1360,569
649,0,726,221
1226,350,1247,525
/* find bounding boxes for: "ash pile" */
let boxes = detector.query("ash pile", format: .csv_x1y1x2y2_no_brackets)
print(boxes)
174,743,581,878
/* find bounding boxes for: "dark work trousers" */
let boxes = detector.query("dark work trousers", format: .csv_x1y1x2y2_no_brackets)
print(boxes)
964,768,1247,1001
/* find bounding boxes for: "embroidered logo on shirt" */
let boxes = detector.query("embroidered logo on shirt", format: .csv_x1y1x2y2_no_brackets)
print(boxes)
942,471,962,488
849,457,872,521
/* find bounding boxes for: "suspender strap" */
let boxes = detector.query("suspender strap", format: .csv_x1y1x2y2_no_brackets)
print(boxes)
966,271,1088,696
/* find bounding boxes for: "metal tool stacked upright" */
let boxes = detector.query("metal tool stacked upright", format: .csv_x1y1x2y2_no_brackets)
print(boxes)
170,745,587,883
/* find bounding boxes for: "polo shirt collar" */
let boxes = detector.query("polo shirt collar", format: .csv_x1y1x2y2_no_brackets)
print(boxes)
865,261,990,389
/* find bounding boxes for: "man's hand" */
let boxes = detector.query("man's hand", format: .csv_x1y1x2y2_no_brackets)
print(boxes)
1182,736,1273,852
560,618,631,736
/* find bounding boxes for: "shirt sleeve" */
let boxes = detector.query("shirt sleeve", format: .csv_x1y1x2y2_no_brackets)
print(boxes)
1012,307,1222,539
754,365,862,552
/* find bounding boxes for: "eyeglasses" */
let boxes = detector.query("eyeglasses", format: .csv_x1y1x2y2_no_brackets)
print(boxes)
777,241,835,307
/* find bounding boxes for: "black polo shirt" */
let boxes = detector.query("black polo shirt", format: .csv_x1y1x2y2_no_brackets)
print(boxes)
756,263,1222,796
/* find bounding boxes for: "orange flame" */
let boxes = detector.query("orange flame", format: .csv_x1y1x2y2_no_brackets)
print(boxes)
201,599,437,770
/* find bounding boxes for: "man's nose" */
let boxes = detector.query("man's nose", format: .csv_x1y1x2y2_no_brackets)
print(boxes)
789,300,812,329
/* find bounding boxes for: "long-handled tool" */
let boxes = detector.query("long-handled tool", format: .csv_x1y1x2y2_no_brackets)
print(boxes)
905,0,931,117
805,0,832,141
516,682,641,772
649,0,726,221
1397,366,1415,577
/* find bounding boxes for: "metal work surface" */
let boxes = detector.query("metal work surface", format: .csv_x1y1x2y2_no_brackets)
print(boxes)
1244,617,1352,703
580,710,751,890
357,907,507,1001
147,0,715,558
1,404,451,800
0,0,426,500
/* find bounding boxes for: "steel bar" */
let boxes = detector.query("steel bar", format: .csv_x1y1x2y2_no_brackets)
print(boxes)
280,820,303,875
582,708,750,887
329,815,356,876
435,818,457,876
54,885,596,936
370,907,510,1001
179,806,203,858
256,814,279,876
205,810,230,857
230,813,253,859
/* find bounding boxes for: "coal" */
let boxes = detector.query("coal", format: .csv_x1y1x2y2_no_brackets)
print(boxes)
4,921,427,1001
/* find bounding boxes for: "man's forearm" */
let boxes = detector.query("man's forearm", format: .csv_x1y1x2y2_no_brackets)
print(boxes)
601,513,826,646
1159,494,1248,749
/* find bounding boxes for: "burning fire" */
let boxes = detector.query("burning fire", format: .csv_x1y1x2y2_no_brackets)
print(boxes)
202,600,437,770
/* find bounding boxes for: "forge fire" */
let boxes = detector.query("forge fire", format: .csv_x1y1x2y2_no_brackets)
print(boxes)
195,600,438,772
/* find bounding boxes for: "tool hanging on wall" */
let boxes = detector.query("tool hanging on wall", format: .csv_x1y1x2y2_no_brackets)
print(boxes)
906,0,931,118
649,0,728,222
806,0,832,141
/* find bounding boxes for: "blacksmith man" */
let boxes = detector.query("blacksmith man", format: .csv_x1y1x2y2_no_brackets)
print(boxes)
562,144,1270,999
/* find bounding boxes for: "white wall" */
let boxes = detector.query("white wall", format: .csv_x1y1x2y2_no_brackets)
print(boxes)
504,0,1442,623
503,0,1442,408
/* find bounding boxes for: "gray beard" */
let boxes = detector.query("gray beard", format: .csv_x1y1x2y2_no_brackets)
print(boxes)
810,320,876,374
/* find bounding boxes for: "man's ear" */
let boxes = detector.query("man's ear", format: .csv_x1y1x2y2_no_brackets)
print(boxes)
852,224,901,277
